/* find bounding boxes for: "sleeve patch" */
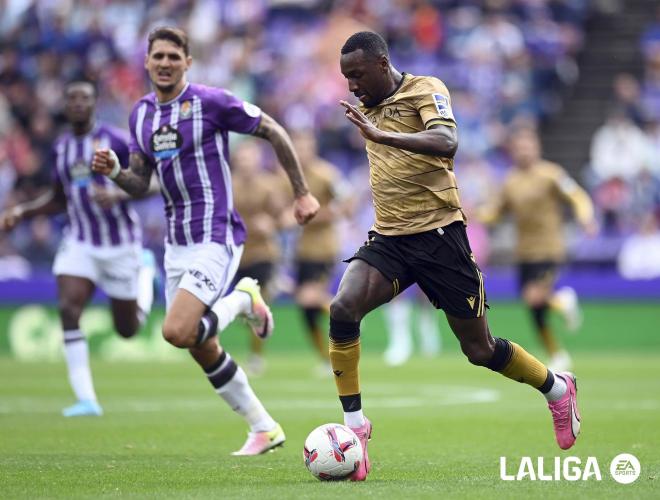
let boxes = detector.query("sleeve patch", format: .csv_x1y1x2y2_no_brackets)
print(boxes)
242,101,262,118
432,93,454,121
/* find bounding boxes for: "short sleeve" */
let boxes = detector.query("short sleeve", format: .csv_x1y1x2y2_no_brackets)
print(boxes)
415,77,456,129
546,163,579,199
128,104,143,154
209,88,262,134
112,130,130,168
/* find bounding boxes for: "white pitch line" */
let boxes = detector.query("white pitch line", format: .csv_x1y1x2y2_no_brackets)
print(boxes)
0,386,500,414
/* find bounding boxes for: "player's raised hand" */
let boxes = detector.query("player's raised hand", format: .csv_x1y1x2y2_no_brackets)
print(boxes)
0,206,23,232
92,148,121,179
293,192,320,225
340,100,383,142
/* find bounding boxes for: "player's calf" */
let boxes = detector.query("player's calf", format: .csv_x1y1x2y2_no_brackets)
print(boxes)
459,338,495,366
113,314,141,338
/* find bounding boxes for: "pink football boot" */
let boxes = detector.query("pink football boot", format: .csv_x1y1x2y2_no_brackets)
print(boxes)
547,372,581,450
349,417,372,481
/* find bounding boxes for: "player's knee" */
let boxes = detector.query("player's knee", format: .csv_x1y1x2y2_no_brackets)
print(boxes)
162,318,193,348
461,341,494,366
115,321,139,339
523,286,548,307
329,295,362,323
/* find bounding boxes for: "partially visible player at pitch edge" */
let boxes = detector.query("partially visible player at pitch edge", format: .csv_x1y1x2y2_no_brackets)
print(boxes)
330,31,581,481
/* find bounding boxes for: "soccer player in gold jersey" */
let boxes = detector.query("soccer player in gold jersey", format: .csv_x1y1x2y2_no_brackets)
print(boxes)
232,140,286,375
290,131,350,372
480,127,597,372
330,31,581,481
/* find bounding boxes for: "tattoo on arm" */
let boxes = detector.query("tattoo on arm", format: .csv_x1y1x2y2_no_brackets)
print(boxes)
113,152,153,197
253,113,309,197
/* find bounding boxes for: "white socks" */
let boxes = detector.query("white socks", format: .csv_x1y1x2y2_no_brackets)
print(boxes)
215,365,276,433
344,409,366,428
210,290,251,332
136,259,155,325
544,371,568,402
63,329,97,403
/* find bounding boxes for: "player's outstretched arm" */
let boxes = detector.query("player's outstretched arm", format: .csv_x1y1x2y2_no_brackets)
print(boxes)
92,149,153,197
0,183,66,231
252,113,320,224
340,100,458,157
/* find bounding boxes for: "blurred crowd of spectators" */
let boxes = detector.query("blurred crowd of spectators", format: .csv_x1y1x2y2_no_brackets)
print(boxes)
3,0,655,279
588,6,660,235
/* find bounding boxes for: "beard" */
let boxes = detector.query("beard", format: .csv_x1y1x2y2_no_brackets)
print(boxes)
154,82,177,94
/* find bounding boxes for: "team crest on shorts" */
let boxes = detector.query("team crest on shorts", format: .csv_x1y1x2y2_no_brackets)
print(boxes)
180,100,192,119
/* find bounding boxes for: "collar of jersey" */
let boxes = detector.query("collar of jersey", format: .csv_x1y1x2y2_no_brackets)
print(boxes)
368,72,408,108
71,120,99,139
155,82,190,107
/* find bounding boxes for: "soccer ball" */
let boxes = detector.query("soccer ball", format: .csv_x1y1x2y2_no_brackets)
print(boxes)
303,423,363,481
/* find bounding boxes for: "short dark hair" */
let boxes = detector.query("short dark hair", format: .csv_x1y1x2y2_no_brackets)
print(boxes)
65,79,97,97
148,26,189,56
341,31,389,59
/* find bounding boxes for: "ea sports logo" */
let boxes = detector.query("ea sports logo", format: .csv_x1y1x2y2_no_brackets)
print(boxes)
609,453,640,484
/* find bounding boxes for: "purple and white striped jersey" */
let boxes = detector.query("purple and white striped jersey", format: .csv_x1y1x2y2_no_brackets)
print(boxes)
53,123,141,247
129,83,260,246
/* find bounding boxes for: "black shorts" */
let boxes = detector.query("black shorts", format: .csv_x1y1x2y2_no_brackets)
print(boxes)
233,261,275,288
295,260,334,286
517,261,559,292
345,221,487,318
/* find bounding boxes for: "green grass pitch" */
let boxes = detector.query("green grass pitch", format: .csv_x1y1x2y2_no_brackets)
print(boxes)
0,302,659,499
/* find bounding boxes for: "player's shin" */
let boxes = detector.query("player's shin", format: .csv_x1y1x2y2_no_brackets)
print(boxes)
204,350,276,432
136,249,156,325
195,310,219,344
62,329,98,403
486,337,566,400
328,318,364,427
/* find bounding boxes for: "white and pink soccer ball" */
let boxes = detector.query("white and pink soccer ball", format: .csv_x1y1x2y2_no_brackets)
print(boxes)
303,423,364,480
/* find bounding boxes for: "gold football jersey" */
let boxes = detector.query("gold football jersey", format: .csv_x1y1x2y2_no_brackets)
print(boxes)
360,73,465,235
497,160,580,262
233,174,281,266
296,159,342,261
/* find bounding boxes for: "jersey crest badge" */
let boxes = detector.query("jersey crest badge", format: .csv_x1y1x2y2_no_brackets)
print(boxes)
180,100,192,119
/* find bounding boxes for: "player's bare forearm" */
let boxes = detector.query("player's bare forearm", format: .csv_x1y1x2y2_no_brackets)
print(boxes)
340,100,457,157
1,185,66,231
112,153,154,197
20,185,67,218
252,113,309,197
378,126,458,158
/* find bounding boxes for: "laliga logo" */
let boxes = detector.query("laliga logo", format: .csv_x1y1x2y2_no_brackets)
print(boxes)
500,453,641,483
500,456,601,481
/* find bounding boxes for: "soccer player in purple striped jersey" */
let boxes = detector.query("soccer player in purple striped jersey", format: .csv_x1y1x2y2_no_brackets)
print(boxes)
92,27,320,455
0,81,157,417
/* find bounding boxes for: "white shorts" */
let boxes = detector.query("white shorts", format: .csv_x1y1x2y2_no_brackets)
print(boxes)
163,241,243,309
52,236,141,300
